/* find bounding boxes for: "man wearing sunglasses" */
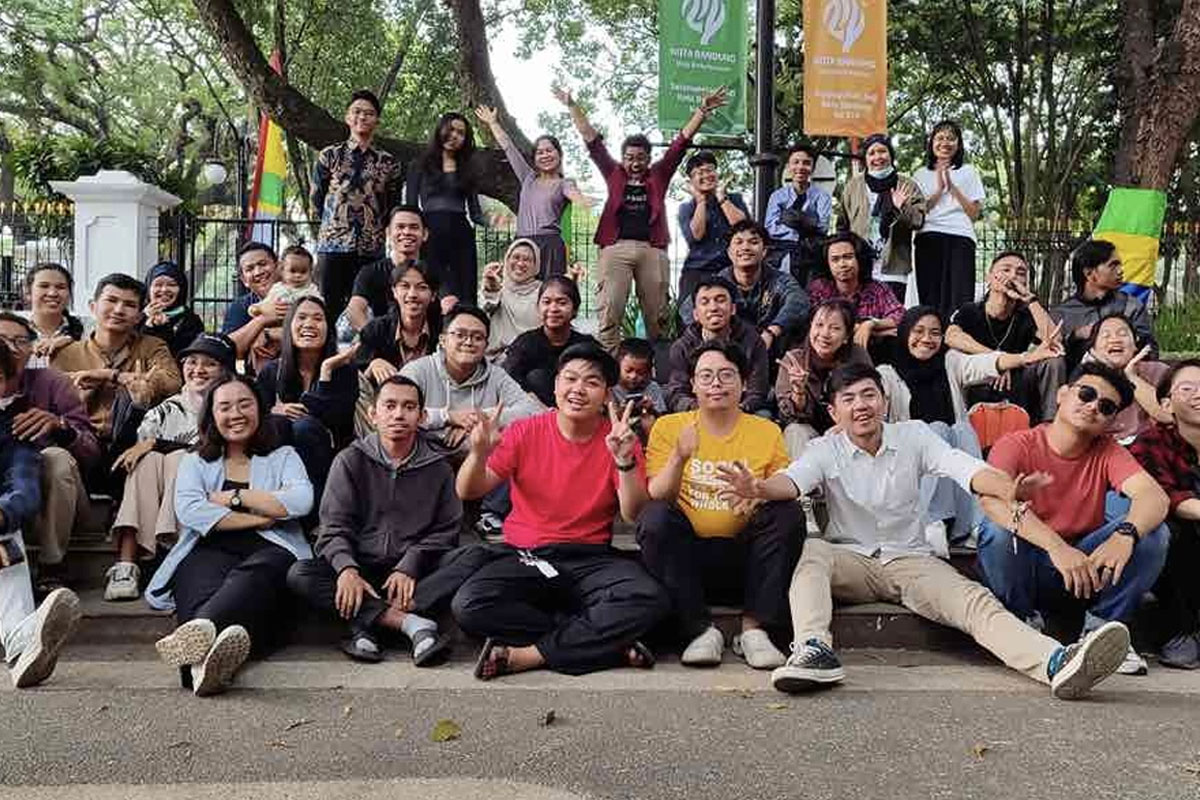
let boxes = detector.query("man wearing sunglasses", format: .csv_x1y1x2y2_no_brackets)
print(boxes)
976,361,1170,676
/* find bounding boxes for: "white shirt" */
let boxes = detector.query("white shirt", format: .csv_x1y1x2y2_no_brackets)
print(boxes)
913,164,985,241
782,421,985,562
878,350,1001,424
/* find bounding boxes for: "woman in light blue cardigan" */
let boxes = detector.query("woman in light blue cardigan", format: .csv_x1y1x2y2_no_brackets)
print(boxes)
146,374,313,696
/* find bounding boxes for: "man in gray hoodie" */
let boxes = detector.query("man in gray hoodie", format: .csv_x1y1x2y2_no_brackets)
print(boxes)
287,376,462,664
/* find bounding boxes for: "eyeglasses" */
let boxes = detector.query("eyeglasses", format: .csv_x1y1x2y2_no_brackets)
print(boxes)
1171,382,1200,400
695,368,739,386
0,334,31,348
1075,384,1120,417
446,329,487,344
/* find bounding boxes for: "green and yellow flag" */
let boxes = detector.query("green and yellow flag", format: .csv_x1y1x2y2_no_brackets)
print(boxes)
1093,187,1167,297
248,50,287,229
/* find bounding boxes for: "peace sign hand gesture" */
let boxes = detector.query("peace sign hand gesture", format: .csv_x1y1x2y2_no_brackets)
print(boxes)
605,400,638,465
1124,344,1152,381
468,403,505,457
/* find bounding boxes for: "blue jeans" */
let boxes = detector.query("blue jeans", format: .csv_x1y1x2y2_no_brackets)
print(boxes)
924,421,984,545
976,493,1169,624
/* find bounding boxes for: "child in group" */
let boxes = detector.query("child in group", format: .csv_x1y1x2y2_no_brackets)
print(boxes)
611,337,667,442
249,245,322,317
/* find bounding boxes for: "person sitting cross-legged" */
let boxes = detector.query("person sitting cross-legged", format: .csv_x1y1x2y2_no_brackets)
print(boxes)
454,343,670,680
287,375,460,665
638,341,801,669
976,362,1171,677
719,362,1133,700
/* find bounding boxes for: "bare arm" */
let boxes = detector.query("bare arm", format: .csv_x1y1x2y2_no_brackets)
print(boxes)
680,86,728,139
456,405,505,500
647,424,697,503
1120,470,1170,536
213,512,274,530
227,315,273,358
944,324,992,355
1175,498,1200,522
553,87,599,143
689,195,708,241
344,296,371,332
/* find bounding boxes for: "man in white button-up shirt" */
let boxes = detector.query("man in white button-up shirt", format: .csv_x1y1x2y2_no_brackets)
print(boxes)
719,362,1131,700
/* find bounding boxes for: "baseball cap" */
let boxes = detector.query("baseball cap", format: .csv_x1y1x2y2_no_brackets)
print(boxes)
178,333,236,372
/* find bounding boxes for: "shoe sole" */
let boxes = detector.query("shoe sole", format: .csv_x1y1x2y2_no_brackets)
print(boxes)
1051,621,1130,700
193,626,251,697
12,588,82,689
155,619,217,667
103,585,140,602
771,666,845,694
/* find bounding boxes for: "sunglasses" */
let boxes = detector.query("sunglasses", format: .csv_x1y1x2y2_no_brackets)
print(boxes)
1075,384,1120,417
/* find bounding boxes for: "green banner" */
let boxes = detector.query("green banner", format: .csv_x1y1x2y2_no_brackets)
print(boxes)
658,0,747,135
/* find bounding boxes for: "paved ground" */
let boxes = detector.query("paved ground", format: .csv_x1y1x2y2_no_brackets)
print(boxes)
2,645,1199,799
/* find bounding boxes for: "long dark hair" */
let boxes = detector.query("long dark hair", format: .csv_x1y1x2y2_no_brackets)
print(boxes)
421,112,479,192
390,259,444,341
923,120,966,170
532,135,564,177
195,374,279,462
806,298,857,362
278,296,337,402
817,231,876,287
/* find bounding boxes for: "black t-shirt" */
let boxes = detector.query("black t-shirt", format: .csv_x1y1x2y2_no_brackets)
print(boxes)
949,300,1038,354
502,327,597,407
350,256,396,319
617,184,651,242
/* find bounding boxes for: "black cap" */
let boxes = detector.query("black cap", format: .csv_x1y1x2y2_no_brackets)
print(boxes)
178,333,236,372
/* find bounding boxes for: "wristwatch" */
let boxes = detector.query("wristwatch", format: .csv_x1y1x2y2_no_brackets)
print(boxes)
615,460,637,472
1113,521,1139,545
230,488,244,510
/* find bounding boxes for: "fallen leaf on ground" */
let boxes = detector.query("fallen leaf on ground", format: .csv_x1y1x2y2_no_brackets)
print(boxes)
430,719,461,743
765,702,789,711
540,710,557,727
284,718,314,731
165,740,191,750
971,743,990,760
342,705,353,718
95,704,109,713
1181,763,1200,776
267,740,292,749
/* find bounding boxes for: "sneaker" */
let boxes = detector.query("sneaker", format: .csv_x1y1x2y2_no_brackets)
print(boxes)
1048,620,1129,700
680,625,724,667
192,625,251,697
155,619,217,667
1116,645,1149,676
103,562,140,601
1159,633,1200,670
732,628,786,669
770,638,845,693
11,588,82,689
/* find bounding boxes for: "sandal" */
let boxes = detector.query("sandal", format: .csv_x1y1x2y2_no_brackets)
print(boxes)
473,637,513,681
411,629,452,667
340,632,384,663
628,640,656,670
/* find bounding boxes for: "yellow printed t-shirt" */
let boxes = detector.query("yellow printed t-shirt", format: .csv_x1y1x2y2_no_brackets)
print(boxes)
646,410,791,538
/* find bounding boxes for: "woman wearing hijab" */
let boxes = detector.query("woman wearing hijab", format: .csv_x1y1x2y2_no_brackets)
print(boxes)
142,260,205,357
840,133,926,303
482,238,543,360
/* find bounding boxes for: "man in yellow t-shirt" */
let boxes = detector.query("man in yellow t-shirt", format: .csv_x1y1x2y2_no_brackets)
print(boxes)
639,341,802,670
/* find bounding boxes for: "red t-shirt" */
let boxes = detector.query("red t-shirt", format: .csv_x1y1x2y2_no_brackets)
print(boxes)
487,411,645,548
988,424,1141,540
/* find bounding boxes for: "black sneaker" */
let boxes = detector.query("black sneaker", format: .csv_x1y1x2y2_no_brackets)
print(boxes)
771,638,845,693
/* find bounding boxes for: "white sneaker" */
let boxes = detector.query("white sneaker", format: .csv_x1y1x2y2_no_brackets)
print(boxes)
680,625,724,667
155,619,217,667
103,562,140,601
11,588,82,689
1116,644,1149,676
732,628,786,669
192,625,251,697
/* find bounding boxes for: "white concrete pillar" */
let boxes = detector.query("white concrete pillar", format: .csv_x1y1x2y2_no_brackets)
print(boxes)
47,170,182,317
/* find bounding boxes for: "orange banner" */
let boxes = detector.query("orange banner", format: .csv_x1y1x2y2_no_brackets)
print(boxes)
802,0,888,138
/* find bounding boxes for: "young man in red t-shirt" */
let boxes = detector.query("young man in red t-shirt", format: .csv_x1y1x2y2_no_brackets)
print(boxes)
977,362,1170,675
453,342,669,679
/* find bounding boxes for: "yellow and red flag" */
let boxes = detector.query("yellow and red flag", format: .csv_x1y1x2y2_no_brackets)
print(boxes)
248,50,287,233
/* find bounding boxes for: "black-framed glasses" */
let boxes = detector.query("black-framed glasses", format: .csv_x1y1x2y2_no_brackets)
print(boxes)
1075,384,1119,417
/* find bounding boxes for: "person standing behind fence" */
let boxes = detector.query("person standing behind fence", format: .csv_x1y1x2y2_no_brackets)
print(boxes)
474,106,588,279
554,85,728,354
406,113,486,310
912,121,985,319
311,89,402,321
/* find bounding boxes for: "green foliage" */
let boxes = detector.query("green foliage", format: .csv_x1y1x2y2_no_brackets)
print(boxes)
1154,298,1200,354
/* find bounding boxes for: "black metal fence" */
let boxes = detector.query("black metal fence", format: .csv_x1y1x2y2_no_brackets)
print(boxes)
0,201,75,309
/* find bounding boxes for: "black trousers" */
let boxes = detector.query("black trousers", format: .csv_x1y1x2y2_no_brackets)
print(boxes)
529,233,567,279
915,232,978,320
636,500,804,642
424,211,478,306
449,543,670,675
1153,519,1200,638
318,251,374,323
287,558,392,634
172,530,296,649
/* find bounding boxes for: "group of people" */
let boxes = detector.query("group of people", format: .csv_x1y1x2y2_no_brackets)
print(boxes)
1,88,1196,706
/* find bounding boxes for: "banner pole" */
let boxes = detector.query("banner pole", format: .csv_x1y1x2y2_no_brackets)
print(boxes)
751,0,777,218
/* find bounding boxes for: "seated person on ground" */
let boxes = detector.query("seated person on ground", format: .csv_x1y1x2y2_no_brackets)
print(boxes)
946,251,1066,422
976,362,1170,678
1128,360,1200,669
501,276,596,407
482,239,543,361
249,245,322,317
675,150,749,309
1052,239,1157,368
610,337,667,442
1079,313,1170,442
51,273,182,465
0,343,83,689
105,333,234,602
140,260,205,359
147,374,314,697
639,341,800,670
720,362,1134,701
666,275,769,414
806,231,904,359
289,376,460,666
763,143,832,285
23,262,84,369
775,299,871,459
0,312,100,595
343,205,430,335
454,343,670,680
716,219,809,356
401,306,543,457
222,242,287,372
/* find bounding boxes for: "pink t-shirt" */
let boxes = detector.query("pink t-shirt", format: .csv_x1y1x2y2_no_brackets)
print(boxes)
488,411,645,548
988,424,1141,540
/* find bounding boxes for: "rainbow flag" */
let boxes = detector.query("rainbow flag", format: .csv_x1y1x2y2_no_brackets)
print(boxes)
1093,187,1167,303
248,50,287,239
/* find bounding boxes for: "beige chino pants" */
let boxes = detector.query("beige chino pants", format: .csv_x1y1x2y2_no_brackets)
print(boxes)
29,447,89,566
111,449,187,556
595,240,670,353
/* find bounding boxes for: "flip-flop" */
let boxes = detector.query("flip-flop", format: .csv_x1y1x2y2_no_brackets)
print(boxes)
472,637,512,681
411,629,452,667
628,640,656,670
